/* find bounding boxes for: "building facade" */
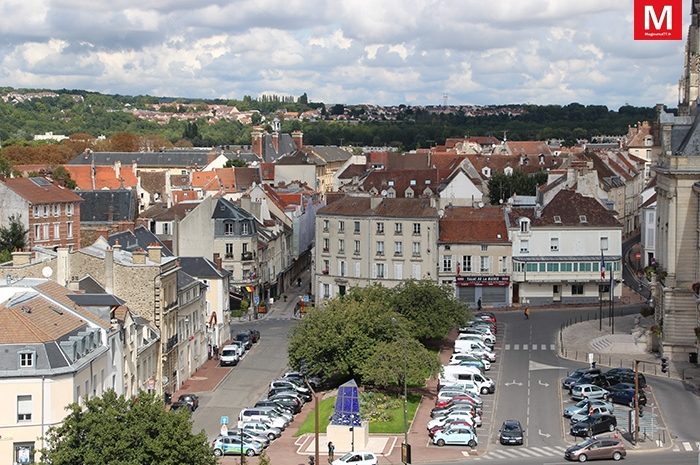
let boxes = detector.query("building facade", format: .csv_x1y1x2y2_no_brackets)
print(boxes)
314,196,439,301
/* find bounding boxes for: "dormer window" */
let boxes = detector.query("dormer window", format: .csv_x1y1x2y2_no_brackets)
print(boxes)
519,219,530,233
538,154,545,165
242,222,250,235
388,180,395,187
553,215,562,224
482,167,491,178
425,179,431,185
644,136,653,147
19,352,34,368
224,222,234,236
504,167,513,176
579,215,588,223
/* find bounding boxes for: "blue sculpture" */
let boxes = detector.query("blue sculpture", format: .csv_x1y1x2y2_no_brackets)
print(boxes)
330,379,361,426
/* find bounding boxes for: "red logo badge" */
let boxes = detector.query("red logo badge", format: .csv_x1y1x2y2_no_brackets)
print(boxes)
634,0,682,40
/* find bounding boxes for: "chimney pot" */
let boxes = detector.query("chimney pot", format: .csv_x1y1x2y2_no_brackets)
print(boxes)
291,130,303,150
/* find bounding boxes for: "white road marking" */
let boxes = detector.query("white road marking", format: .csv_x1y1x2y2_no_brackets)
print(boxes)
523,344,528,350
505,344,511,350
672,445,679,452
514,344,520,350
550,344,556,350
490,449,520,458
542,344,547,350
682,441,692,451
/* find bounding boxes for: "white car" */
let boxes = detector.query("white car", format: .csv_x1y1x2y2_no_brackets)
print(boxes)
332,451,377,465
427,412,481,430
439,382,480,397
449,354,491,370
456,332,495,345
454,345,496,362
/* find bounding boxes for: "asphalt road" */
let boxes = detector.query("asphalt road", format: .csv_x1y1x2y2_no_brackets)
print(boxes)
191,317,296,439
459,450,698,465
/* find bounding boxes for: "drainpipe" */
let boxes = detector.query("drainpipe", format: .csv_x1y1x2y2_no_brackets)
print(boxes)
41,375,45,454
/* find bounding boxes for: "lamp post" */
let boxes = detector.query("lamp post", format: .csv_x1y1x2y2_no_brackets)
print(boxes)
349,426,355,452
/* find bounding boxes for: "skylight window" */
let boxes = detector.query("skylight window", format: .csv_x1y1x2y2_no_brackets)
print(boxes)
579,215,587,223
553,216,562,224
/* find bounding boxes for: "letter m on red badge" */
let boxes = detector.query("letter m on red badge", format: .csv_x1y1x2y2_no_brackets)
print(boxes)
634,0,682,40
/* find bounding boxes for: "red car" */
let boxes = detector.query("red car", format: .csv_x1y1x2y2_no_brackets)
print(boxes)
435,394,482,409
428,421,475,438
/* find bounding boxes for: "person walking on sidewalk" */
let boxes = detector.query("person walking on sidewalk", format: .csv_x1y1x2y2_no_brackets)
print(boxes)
328,442,335,463
524,306,530,320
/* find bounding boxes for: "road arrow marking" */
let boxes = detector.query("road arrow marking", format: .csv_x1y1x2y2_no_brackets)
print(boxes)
528,360,568,371
538,429,551,438
504,379,523,386
538,379,550,387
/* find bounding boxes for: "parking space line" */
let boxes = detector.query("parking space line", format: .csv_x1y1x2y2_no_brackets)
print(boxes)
513,344,519,350
683,441,692,451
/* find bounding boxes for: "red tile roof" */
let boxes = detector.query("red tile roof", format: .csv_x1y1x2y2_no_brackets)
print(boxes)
261,163,275,181
439,206,509,244
172,190,199,204
65,165,138,190
505,141,553,156
0,294,86,344
2,177,82,203
508,190,621,228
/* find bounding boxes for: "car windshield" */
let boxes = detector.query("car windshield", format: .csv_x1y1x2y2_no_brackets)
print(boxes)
338,453,355,461
222,349,237,356
574,400,588,407
503,423,520,431
575,438,596,448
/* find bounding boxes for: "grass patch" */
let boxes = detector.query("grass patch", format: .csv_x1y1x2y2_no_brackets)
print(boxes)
295,392,421,436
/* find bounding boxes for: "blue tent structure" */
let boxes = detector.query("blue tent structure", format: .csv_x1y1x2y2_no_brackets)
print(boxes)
330,379,361,426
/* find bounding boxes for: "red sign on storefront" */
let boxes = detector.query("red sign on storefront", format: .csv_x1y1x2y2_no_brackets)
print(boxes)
456,276,510,287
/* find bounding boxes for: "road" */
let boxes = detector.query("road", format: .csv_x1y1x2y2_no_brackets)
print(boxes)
191,317,297,439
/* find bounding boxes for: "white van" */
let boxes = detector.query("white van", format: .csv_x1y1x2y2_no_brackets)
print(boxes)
442,364,482,380
454,340,496,361
219,345,240,367
442,371,495,395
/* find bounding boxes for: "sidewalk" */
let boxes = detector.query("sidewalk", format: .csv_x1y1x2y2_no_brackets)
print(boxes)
171,357,233,401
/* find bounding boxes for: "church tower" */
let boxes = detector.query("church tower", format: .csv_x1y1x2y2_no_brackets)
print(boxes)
679,1,700,114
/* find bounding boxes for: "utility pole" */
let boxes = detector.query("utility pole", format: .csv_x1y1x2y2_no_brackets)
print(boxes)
633,360,640,444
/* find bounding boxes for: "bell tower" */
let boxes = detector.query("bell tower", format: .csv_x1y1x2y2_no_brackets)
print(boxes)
679,0,700,114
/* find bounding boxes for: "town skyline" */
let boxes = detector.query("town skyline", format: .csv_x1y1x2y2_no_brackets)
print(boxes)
0,1,688,109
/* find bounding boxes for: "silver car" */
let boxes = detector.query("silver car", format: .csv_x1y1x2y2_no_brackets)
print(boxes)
240,421,282,441
571,384,609,401
563,399,614,418
570,404,614,423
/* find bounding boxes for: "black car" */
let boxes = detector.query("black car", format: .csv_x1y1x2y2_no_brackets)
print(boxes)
235,332,253,350
604,371,647,389
170,399,194,412
570,414,617,437
249,329,260,343
267,394,303,413
268,388,307,403
572,373,613,390
176,393,199,411
608,384,647,407
499,420,524,445
282,371,321,390
562,368,602,390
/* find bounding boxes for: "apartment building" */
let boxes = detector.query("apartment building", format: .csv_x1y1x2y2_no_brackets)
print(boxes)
314,196,439,300
507,190,623,306
0,177,82,250
438,206,512,307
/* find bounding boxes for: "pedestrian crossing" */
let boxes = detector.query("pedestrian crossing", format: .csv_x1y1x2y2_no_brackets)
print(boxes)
474,446,567,460
672,441,700,452
503,343,556,351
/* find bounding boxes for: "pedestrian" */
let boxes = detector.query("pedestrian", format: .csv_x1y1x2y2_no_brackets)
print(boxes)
477,298,482,311
297,277,302,287
328,441,335,463
524,306,530,320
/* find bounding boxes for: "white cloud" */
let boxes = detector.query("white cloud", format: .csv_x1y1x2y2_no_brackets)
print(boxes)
0,0,690,107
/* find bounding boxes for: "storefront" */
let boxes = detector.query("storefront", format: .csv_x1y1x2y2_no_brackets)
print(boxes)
456,275,510,308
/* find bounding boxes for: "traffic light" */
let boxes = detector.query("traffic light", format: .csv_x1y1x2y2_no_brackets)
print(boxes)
661,357,668,373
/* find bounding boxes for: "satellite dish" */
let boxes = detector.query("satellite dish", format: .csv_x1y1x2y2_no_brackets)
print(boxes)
41,266,53,278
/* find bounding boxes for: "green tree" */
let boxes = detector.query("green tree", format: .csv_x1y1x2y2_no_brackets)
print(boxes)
251,113,262,125
224,159,247,168
0,154,14,177
393,280,470,342
0,214,28,253
359,339,440,388
50,165,77,189
41,390,215,465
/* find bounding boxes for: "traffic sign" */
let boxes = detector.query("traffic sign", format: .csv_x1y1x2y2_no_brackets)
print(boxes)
303,294,310,303
220,415,229,425
254,295,260,306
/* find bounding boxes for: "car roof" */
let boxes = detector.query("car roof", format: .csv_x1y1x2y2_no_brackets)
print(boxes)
502,420,521,427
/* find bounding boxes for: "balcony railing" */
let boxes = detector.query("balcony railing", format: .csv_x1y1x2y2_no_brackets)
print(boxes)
165,333,179,353
241,251,254,261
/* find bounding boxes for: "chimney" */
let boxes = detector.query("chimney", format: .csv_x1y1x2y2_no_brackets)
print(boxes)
96,227,110,240
213,253,222,270
105,246,114,293
113,241,121,253
251,127,264,158
57,247,70,286
132,249,147,265
114,160,121,179
147,243,162,264
11,251,32,266
240,195,253,214
291,130,303,150
271,131,279,153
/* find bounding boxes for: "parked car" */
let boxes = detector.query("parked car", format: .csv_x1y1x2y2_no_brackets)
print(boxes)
432,424,478,447
229,340,246,357
454,342,496,361
604,371,647,389
562,368,602,390
428,420,476,438
452,359,489,372
430,402,481,418
240,421,282,441
572,373,613,390
238,408,287,430
564,437,626,462
282,371,321,389
235,331,253,350
435,393,483,409
571,404,614,423
212,435,262,457
220,345,240,366
608,384,647,407
223,429,269,448
571,384,609,401
457,332,495,346
268,388,307,403
439,382,480,397
270,380,311,399
563,399,614,418
499,419,524,445
176,393,199,411
331,451,377,465
427,412,478,431
570,414,617,437
255,400,295,415
449,353,492,370
268,394,303,413
170,399,193,412
248,329,261,343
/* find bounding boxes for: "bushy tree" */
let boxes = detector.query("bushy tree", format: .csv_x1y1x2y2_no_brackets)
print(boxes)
224,159,247,168
0,214,28,253
50,165,77,189
359,339,440,388
41,390,215,465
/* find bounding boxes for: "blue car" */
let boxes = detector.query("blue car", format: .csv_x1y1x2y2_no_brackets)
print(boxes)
212,436,263,457
609,385,647,407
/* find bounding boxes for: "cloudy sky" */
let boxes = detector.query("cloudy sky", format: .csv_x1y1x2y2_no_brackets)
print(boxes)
0,0,690,108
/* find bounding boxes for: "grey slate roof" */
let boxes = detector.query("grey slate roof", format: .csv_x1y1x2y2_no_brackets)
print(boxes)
78,276,106,293
78,189,137,223
308,146,354,163
108,225,173,256
262,133,296,162
68,294,126,307
177,270,198,289
179,257,230,279
212,198,256,221
68,150,214,167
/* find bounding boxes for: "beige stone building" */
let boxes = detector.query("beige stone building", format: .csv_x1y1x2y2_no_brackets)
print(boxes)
314,196,439,300
438,206,512,307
